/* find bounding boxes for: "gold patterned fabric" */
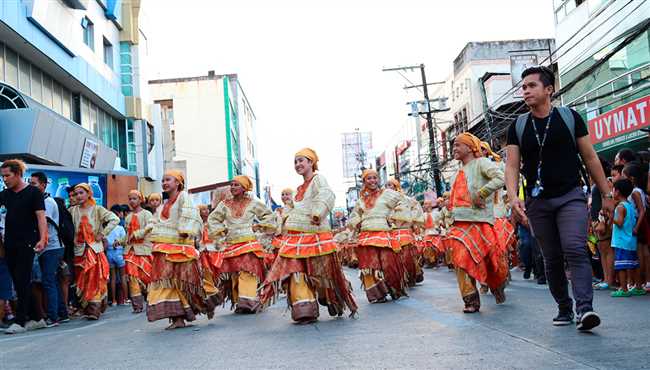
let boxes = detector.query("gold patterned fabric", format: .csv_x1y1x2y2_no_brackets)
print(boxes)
283,174,335,234
207,197,276,244
146,191,202,245
348,189,404,232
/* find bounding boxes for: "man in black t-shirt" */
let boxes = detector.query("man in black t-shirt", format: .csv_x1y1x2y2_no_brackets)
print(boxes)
0,159,48,334
505,66,611,332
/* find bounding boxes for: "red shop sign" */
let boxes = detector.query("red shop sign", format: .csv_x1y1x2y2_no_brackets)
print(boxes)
588,95,650,145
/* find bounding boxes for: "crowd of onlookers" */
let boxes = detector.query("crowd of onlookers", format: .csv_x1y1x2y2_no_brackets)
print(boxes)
0,160,163,334
512,146,650,297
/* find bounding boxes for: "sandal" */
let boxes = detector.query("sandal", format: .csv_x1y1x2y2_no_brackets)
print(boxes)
463,306,479,314
611,289,632,298
630,287,647,296
594,282,609,290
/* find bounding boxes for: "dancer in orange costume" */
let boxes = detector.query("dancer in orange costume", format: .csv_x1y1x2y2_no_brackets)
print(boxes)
348,170,408,303
444,133,508,313
261,148,357,323
123,190,153,314
70,183,120,320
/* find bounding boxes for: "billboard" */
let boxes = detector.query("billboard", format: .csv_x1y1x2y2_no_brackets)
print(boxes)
588,95,650,151
0,167,108,207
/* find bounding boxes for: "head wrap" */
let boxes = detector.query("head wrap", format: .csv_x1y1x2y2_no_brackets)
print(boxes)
480,141,502,162
233,175,253,192
361,169,378,181
147,193,162,202
164,170,185,191
455,133,482,157
281,188,294,195
128,189,145,204
197,204,209,212
387,177,402,193
74,183,96,206
295,148,319,171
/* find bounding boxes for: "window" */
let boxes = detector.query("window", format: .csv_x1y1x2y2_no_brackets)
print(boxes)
0,42,4,82
42,74,53,109
81,17,94,50
62,91,71,119
5,47,18,87
30,66,42,103
52,82,62,114
18,57,30,95
103,37,113,69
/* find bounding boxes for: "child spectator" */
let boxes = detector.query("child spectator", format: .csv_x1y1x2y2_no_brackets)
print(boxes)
621,164,649,296
105,205,127,306
611,179,642,297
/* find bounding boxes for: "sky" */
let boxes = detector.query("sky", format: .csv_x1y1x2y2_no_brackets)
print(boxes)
145,0,556,206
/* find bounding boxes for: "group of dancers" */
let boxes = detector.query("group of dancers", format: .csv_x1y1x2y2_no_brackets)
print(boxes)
68,137,517,330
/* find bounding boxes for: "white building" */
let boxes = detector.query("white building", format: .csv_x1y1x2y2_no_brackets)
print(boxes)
149,72,260,195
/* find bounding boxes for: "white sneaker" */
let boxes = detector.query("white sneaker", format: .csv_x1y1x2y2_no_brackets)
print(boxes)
24,319,47,331
4,323,26,335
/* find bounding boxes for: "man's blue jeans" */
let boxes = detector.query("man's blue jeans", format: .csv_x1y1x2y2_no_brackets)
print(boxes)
39,248,66,321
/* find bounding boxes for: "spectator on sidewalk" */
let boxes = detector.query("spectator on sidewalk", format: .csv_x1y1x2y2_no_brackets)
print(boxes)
106,205,127,306
30,172,70,325
610,179,643,297
0,159,48,334
0,239,13,331
505,66,611,332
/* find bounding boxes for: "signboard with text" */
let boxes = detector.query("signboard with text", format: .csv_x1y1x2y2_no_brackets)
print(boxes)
588,95,649,151
80,138,99,169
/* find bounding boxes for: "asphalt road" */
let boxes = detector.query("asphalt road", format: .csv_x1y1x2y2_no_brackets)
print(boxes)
1,267,649,370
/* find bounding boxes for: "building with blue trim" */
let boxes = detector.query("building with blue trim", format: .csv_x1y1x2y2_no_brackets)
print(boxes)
0,0,163,196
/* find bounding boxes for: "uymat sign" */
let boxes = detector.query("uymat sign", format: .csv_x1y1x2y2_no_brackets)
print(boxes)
589,95,649,151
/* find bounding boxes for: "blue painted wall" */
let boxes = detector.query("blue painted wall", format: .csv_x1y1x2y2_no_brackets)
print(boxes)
0,1,126,115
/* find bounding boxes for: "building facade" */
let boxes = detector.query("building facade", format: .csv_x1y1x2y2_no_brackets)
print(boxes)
0,0,163,201
554,0,650,159
149,71,260,195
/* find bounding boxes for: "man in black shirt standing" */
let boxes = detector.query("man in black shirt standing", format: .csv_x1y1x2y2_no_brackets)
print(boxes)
0,159,48,334
505,66,611,332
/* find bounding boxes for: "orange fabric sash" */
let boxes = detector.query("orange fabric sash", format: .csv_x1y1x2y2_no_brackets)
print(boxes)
127,213,143,244
76,215,95,246
161,192,179,220
357,230,400,252
223,240,265,259
449,170,472,211
295,176,314,202
201,225,213,245
424,213,434,229
391,229,414,247
360,188,383,210
152,243,199,262
277,231,337,258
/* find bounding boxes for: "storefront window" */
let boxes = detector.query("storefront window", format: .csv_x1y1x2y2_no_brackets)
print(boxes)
562,29,650,104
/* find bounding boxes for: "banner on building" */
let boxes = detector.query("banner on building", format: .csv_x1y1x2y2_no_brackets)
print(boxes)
510,54,538,96
80,138,99,169
588,95,649,151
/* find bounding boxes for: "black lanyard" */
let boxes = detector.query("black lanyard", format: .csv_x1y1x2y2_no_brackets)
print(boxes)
530,108,554,195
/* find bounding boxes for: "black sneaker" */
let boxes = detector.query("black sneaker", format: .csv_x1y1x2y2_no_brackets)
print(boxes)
576,311,600,332
552,309,574,326
523,270,531,280
45,319,59,328
537,277,547,285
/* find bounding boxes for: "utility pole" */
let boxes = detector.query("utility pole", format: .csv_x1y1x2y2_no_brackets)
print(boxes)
418,64,444,197
383,64,445,196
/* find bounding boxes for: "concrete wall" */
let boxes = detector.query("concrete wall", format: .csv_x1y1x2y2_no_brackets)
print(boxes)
149,78,228,188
